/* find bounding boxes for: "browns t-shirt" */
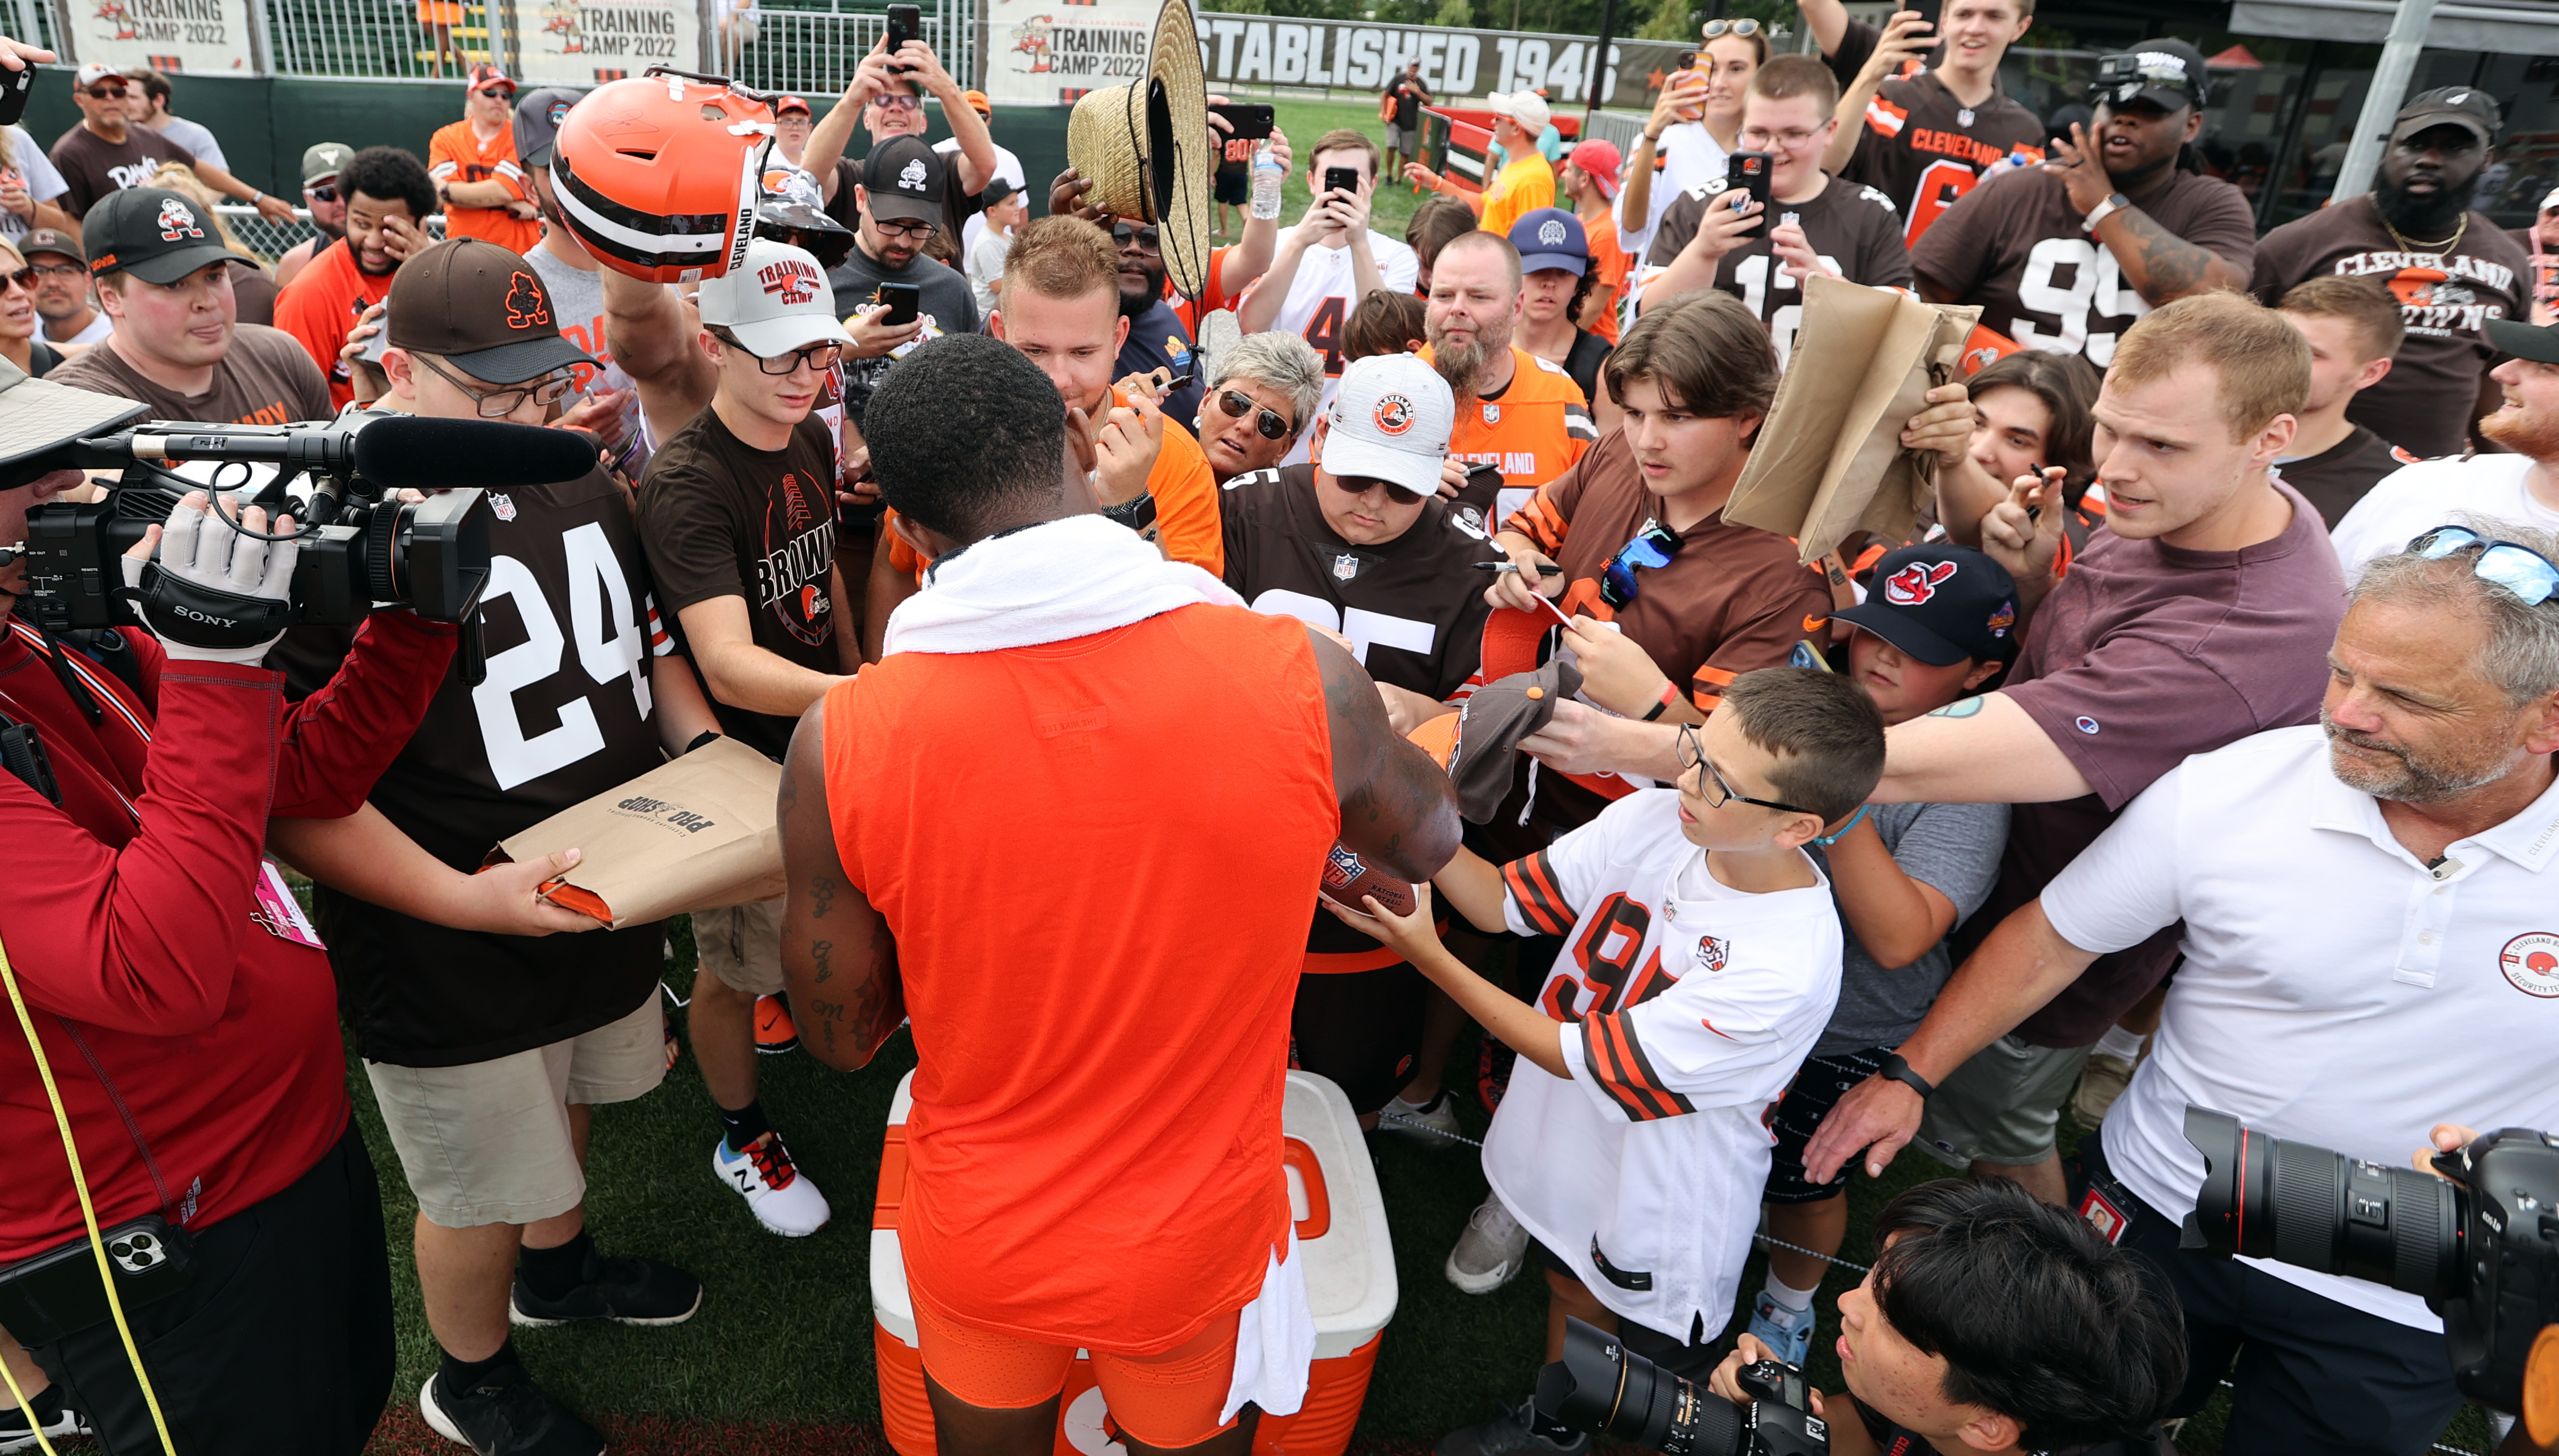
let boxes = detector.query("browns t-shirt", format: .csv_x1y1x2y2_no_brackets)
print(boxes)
49,324,331,424
272,466,673,1066
1642,173,1914,365
270,237,395,411
1825,18,2045,248
2250,195,2528,460
48,124,193,218
1913,164,2256,369
2275,423,2421,529
637,408,842,760
1959,479,2345,1047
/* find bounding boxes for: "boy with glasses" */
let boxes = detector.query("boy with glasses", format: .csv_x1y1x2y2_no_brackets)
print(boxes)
637,238,858,1240
1637,56,1913,367
825,135,977,430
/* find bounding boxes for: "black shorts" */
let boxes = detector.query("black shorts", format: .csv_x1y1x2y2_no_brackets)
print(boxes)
1292,963,1427,1114
1213,167,1250,206
1763,1045,1892,1203
1527,1237,1721,1380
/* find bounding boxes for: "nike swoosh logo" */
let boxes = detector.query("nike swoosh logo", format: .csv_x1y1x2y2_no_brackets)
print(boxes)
1803,615,1829,632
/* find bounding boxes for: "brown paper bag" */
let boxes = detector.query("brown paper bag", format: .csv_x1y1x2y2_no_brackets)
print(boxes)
1722,273,1983,563
484,736,786,929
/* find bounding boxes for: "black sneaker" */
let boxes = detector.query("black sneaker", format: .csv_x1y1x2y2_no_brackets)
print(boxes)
510,1249,703,1329
1437,1402,1593,1456
419,1365,604,1456
0,1383,87,1455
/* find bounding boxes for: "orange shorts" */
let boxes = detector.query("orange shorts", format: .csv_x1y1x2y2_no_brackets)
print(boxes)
913,1287,1241,1449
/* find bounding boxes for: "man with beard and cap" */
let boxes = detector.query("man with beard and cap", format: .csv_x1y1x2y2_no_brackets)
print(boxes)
827,134,974,430
2253,88,2529,461
1109,212,1205,435
1421,229,1596,523
274,142,355,291
2333,313,2559,576
1910,40,2254,371
274,144,436,408
801,33,1000,250
23,226,105,347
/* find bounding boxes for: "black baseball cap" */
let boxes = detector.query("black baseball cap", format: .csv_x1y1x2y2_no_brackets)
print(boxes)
2393,86,2501,147
386,238,594,385
514,86,584,171
862,136,943,224
2092,40,2207,114
1835,544,2021,667
83,187,234,284
19,228,80,266
2487,316,2559,363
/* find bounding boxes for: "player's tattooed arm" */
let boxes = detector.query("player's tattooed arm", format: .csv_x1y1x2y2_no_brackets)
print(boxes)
2098,206,2246,305
780,694,905,1070
1309,627,1463,886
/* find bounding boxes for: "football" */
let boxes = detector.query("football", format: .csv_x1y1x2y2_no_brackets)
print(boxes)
1318,841,1418,918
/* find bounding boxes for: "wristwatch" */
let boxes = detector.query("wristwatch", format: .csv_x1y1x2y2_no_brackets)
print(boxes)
2081,191,2130,234
1100,491,1157,532
1878,1052,1936,1100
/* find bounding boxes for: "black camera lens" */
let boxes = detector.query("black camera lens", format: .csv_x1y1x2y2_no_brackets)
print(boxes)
1536,1317,1748,1456
2184,1106,2462,1301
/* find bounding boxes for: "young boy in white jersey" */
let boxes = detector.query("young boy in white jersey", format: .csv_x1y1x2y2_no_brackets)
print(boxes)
1335,666,1883,1456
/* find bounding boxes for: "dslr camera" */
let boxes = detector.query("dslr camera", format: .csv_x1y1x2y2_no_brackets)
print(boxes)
2185,1106,2559,1416
1535,1316,1828,1455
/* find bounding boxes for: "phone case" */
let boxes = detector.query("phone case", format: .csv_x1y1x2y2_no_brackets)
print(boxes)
0,1216,195,1348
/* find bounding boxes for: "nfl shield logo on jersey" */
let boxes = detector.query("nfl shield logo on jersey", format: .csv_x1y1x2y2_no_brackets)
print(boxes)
1696,935,1728,972
1333,552,1361,581
1481,403,1501,425
489,493,518,522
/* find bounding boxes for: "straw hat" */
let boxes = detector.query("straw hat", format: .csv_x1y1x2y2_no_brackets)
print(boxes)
1065,0,1211,298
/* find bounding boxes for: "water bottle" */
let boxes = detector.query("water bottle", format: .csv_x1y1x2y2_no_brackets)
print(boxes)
1251,143,1284,222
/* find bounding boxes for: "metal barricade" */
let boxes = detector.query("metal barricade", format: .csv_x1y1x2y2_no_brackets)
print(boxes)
266,0,509,79
715,0,973,102
212,205,446,266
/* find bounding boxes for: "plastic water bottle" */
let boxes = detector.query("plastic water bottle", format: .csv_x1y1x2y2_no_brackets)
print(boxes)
1251,143,1284,222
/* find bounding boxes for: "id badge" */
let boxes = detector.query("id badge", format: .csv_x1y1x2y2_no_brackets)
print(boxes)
252,861,326,950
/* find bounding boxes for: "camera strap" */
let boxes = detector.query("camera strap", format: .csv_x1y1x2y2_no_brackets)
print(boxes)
128,562,300,651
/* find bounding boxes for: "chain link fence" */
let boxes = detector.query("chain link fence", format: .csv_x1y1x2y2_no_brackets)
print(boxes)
213,205,446,264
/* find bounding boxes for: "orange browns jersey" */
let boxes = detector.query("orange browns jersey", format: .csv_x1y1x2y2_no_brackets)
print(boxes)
1423,344,1598,523
1174,244,1237,339
429,120,544,256
887,388,1223,580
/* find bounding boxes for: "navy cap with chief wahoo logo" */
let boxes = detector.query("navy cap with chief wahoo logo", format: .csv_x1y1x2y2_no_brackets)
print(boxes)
1834,543,2021,667
83,186,236,285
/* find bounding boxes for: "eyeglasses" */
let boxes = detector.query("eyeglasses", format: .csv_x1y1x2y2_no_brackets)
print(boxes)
722,336,844,376
871,92,921,113
84,84,127,99
872,216,936,241
0,267,33,292
1701,18,1758,37
1217,388,1292,440
2407,525,2559,607
1676,723,1815,816
28,262,83,281
307,181,340,203
1740,125,1824,150
1598,518,1680,608
1111,222,1161,254
415,352,577,418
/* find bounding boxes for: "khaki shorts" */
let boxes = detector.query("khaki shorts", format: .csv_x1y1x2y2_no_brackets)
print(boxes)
1913,1033,2091,1169
366,993,667,1229
692,899,785,996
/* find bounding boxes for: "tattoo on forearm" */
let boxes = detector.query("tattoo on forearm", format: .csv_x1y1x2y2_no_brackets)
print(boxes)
2113,209,2216,301
810,876,836,919
811,939,833,982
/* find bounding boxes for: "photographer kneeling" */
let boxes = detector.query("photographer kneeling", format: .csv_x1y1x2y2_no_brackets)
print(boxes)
0,372,463,1450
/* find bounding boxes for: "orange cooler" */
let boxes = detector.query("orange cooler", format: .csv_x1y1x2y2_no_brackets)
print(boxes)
871,1070,1398,1456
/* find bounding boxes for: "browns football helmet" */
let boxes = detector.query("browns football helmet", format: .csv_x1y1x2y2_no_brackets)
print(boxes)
551,71,770,282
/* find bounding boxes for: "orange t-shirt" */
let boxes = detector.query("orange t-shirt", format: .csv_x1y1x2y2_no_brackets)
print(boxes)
429,119,543,256
1585,220,1630,345
887,387,1222,578
825,605,1338,1349
270,237,393,412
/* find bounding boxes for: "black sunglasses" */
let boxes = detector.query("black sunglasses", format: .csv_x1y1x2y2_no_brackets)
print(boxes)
1216,388,1292,440
1333,474,1427,507
85,84,127,99
1112,222,1161,253
307,181,340,203
0,267,33,292
1598,519,1681,608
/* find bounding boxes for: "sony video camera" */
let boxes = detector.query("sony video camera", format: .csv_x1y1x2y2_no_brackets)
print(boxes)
2185,1106,2559,1416
1534,1317,1828,1456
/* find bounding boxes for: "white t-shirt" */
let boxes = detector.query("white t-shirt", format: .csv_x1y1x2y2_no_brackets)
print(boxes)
2330,453,2559,578
2045,726,2559,1330
1613,121,1728,266
966,225,1009,318
935,136,1027,260
0,127,68,247
1483,790,1843,1340
1247,225,1421,466
49,309,110,347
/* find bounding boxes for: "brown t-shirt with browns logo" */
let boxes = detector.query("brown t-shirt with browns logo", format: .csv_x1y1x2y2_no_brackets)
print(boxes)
1911,163,2257,370
49,323,331,425
636,407,842,760
2250,194,2528,459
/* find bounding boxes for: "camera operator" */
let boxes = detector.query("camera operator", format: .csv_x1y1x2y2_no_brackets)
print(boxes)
1696,1179,2186,1456
264,238,719,1455
1812,520,2559,1455
0,322,465,1452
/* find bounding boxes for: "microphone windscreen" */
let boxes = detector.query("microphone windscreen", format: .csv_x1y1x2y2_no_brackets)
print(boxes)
354,416,602,493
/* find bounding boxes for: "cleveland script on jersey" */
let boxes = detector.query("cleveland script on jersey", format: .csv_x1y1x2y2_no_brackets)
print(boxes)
1824,17,2045,247
1641,174,1914,365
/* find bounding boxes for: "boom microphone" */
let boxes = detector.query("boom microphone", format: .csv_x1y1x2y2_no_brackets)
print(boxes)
351,416,606,493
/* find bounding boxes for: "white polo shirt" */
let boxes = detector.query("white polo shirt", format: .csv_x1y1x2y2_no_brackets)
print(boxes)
2043,725,2559,1330
2329,453,2559,579
1612,120,1728,266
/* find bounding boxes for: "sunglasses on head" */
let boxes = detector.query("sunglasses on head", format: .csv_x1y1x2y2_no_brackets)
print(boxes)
1702,18,1758,37
2407,525,2559,606
1599,519,1681,608
1217,388,1292,440
1111,221,1161,253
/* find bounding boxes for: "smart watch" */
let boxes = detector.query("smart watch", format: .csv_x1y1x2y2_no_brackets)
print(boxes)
2081,191,2130,234
1100,491,1158,532
1879,1052,1936,1100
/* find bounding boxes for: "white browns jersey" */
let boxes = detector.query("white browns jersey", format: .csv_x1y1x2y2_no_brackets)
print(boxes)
1245,226,1421,466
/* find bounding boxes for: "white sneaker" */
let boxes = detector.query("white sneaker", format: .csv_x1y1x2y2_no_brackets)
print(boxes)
1379,1088,1464,1146
1446,1191,1528,1294
712,1132,831,1237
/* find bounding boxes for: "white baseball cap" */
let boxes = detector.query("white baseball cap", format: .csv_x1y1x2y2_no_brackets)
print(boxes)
74,62,124,89
1487,90,1552,135
695,238,855,357
1320,354,1454,496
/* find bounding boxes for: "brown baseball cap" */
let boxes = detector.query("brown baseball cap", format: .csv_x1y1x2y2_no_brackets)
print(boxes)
19,228,80,265
386,238,593,385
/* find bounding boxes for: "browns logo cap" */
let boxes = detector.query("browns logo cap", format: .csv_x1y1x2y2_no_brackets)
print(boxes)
695,237,855,357
861,135,943,224
388,237,594,385
1833,543,2021,667
81,186,235,286
1320,352,1454,497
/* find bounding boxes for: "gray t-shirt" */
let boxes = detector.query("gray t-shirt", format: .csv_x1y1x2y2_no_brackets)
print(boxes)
1805,798,2009,1057
151,116,226,172
525,240,652,478
827,241,977,432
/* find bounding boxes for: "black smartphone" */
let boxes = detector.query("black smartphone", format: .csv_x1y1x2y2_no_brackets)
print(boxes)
1726,151,1772,239
1323,165,1361,200
884,3,920,62
0,1216,195,1348
0,63,32,129
878,282,921,326
1904,0,1942,34
1211,102,1275,142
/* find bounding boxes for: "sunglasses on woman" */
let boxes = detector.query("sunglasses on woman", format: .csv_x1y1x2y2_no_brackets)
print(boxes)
1702,18,1759,37
1216,388,1292,440
2407,525,2559,607
0,266,34,292
1598,519,1681,608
